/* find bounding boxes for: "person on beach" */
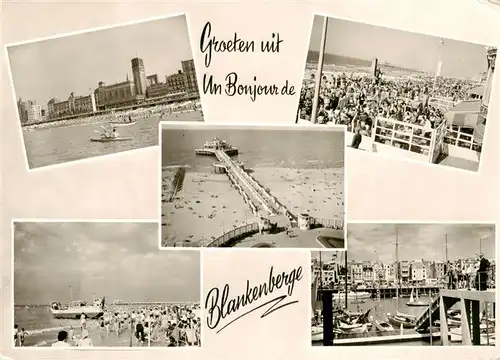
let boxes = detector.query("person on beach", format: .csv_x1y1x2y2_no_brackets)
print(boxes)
13,324,19,347
51,331,72,347
80,313,87,329
78,329,93,347
19,328,28,346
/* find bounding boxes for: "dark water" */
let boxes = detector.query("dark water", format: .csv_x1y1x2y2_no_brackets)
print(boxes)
14,305,76,331
161,128,344,172
23,111,203,169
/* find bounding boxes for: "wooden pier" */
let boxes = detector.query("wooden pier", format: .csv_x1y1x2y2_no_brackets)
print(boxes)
414,289,495,346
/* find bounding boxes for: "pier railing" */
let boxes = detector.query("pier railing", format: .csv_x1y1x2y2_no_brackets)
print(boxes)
206,222,260,247
310,217,344,230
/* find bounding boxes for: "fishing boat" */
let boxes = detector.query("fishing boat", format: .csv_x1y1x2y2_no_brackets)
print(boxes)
369,311,395,332
50,298,104,319
332,292,371,300
109,121,137,126
89,136,132,143
387,312,416,328
406,288,429,307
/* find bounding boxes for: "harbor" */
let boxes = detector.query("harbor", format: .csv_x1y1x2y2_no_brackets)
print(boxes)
311,223,496,346
161,126,345,248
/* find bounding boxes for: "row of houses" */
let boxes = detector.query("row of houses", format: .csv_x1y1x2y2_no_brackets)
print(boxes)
311,257,495,286
18,57,199,124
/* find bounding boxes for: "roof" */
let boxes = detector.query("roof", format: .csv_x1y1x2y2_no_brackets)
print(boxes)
467,85,485,96
447,100,482,113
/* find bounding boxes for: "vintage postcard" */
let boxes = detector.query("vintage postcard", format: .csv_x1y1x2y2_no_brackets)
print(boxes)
311,223,496,346
6,14,203,170
298,15,497,172
12,221,201,348
160,122,345,249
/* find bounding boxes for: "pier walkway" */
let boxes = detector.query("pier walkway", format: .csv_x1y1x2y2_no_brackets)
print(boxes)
414,289,495,346
213,150,296,220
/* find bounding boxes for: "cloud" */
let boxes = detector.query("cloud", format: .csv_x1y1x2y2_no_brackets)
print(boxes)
14,222,200,305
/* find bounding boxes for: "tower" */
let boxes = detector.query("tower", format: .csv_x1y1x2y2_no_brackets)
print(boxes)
131,57,147,96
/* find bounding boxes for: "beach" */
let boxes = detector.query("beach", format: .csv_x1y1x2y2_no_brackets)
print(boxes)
162,168,252,247
14,303,201,347
161,166,344,247
251,167,344,219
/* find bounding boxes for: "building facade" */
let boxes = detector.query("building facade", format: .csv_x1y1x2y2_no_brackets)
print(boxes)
410,261,426,283
131,57,147,97
166,70,187,94
181,59,199,95
26,104,42,123
147,74,159,87
146,83,171,99
17,99,34,124
94,80,139,110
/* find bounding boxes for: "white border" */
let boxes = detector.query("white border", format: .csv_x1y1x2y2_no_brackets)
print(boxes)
10,218,202,351
301,12,498,175
3,12,202,173
158,121,347,251
311,220,498,349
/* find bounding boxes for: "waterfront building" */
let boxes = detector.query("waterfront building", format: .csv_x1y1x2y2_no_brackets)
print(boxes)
434,260,446,280
400,261,410,282
49,92,95,118
146,82,171,99
410,261,427,284
350,262,364,284
166,70,187,94
131,57,147,96
26,103,42,123
362,263,373,283
147,74,159,87
17,98,34,124
182,59,199,95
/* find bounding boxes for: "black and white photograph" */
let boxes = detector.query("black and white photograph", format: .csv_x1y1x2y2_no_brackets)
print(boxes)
6,14,203,170
298,15,497,172
13,221,201,348
161,123,345,248
311,223,496,346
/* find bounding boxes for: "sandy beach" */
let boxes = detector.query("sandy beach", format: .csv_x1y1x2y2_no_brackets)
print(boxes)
162,169,254,247
251,167,344,219
22,101,202,131
161,166,344,247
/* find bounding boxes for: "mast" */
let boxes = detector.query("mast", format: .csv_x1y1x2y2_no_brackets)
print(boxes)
319,251,323,290
311,16,329,124
396,226,400,309
69,286,73,302
344,251,348,309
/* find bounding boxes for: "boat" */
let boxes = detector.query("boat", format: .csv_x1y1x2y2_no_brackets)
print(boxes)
406,288,429,307
311,325,323,342
50,298,104,319
332,292,371,300
449,325,496,344
109,121,137,126
387,313,416,328
89,137,132,142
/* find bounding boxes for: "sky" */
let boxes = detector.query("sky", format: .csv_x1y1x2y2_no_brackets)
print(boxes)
309,15,492,79
7,15,194,106
312,223,495,263
14,222,200,305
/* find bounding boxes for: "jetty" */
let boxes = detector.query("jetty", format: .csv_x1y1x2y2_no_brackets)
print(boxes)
195,138,297,222
414,289,495,346
319,288,495,346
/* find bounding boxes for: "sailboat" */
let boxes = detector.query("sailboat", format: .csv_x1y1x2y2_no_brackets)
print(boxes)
387,226,417,328
406,288,429,307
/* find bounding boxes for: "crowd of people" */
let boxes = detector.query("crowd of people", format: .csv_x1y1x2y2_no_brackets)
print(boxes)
298,69,480,150
14,303,201,347
22,100,202,131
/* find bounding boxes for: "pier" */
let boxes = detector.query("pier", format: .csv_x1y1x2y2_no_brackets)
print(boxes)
414,289,495,346
319,288,495,346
